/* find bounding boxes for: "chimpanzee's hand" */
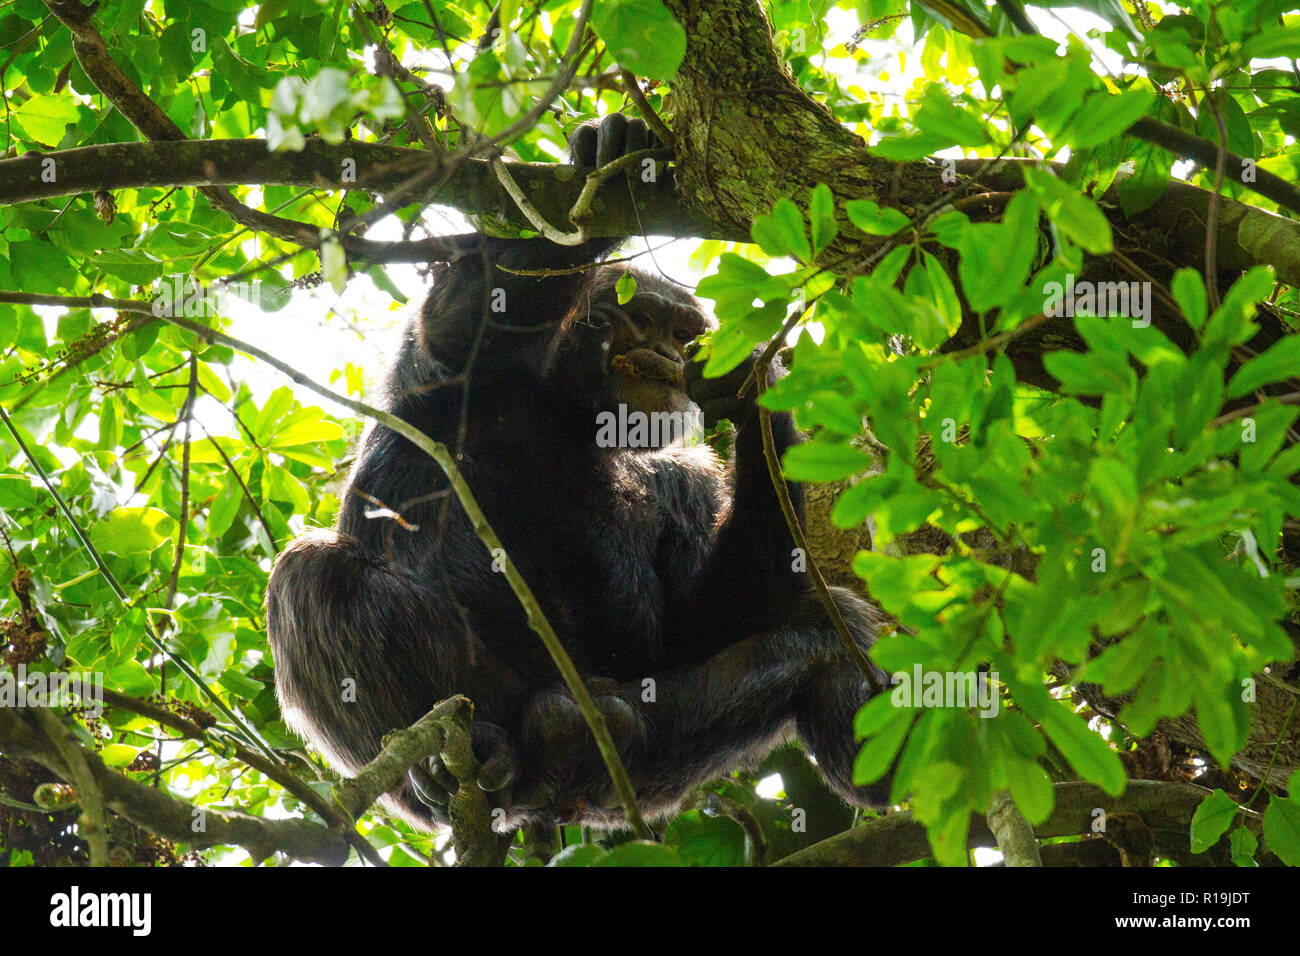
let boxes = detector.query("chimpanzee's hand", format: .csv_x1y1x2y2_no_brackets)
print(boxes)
408,720,519,815
511,680,644,818
568,113,655,170
685,344,784,430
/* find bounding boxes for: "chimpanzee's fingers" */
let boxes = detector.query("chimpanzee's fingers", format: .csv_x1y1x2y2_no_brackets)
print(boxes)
475,725,519,793
595,112,630,168
569,122,598,166
409,762,451,809
425,753,458,793
623,117,649,156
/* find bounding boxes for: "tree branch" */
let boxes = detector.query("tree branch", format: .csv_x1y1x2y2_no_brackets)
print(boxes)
97,689,384,867
986,788,1043,866
774,780,1211,866
32,707,108,866
0,139,717,253
920,0,1300,217
0,705,352,865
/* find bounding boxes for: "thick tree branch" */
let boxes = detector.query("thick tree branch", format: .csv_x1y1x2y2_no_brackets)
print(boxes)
3,135,1295,287
0,705,352,865
32,708,108,866
0,139,718,254
660,0,1300,286
40,0,404,258
2,692,519,865
775,780,1215,866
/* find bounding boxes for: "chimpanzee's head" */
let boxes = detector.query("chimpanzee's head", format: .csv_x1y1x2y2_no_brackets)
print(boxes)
564,266,714,421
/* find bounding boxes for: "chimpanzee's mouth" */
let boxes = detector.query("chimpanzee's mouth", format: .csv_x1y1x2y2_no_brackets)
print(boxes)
611,347,684,385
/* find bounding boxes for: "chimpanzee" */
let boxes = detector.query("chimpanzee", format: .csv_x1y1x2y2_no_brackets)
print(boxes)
266,114,891,831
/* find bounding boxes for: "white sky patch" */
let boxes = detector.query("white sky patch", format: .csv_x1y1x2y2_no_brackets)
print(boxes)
755,772,785,799
972,846,1003,866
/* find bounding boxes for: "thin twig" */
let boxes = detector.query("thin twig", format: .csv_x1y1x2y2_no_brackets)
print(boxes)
755,401,884,695
162,354,198,610
197,426,280,554
618,68,674,147
492,147,668,244
1202,94,1228,311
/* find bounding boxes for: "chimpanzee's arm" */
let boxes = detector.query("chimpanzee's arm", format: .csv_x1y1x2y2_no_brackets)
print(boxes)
670,352,809,657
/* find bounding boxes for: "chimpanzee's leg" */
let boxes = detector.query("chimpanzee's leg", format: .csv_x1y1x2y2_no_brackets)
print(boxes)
510,588,893,826
266,529,525,828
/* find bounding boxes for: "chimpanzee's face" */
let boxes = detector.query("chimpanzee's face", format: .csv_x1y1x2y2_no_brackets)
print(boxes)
566,270,713,422
604,294,709,415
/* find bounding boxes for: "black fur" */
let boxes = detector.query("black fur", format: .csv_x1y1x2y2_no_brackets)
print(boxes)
266,116,891,830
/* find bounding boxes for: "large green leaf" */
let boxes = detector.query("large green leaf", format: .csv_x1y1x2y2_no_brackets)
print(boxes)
590,0,686,81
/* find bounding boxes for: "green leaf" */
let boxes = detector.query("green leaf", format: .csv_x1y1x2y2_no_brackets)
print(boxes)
1003,755,1054,825
254,387,295,443
1194,90,1256,160
782,440,873,481
1192,682,1249,768
1241,26,1300,61
106,660,155,696
271,413,345,448
1024,167,1112,254
211,37,265,105
321,236,347,294
957,191,1039,313
809,183,838,255
664,811,748,866
207,481,243,538
219,669,264,699
921,251,962,328
1262,790,1300,867
615,270,637,305
89,508,174,555
13,94,81,145
853,706,913,784
548,844,609,866
1189,789,1238,853
1229,825,1258,867
0,474,38,510
845,200,909,236
913,85,988,147
590,0,686,81
751,198,811,262
593,841,683,866
1171,268,1208,330
1068,88,1153,149
868,132,953,161
1226,335,1300,399
99,744,138,769
1038,701,1125,794
696,254,784,319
